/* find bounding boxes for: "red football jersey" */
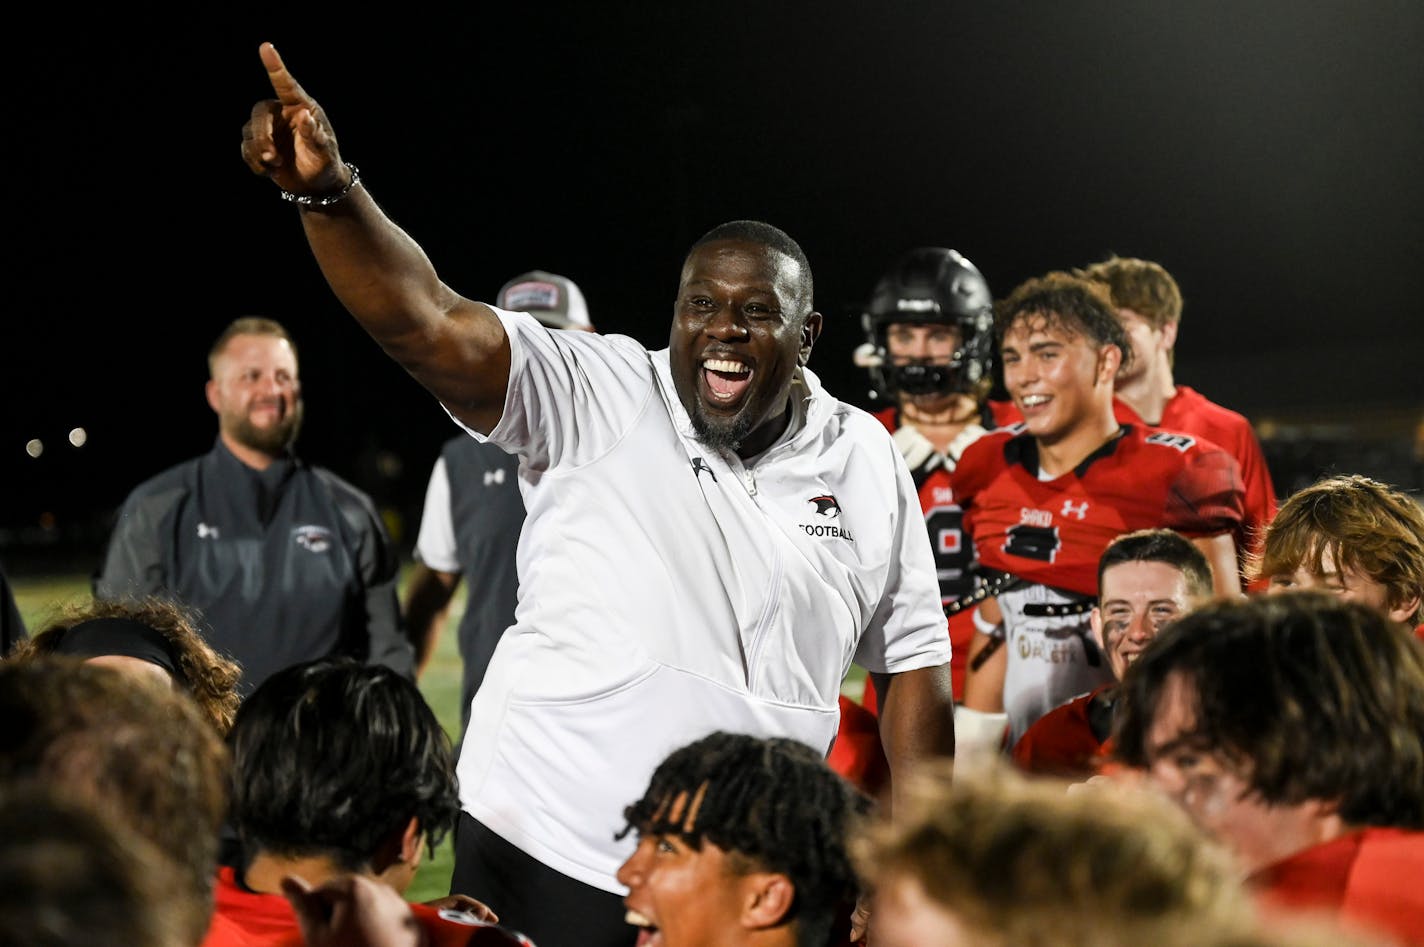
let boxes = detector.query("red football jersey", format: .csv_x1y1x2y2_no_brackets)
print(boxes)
994,387,1275,567
1010,683,1113,781
1250,828,1424,946
951,424,1245,597
869,407,981,702
1116,386,1277,564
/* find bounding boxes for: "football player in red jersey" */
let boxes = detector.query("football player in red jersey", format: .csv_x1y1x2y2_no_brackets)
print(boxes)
1077,255,1277,573
831,247,998,794
1011,528,1213,781
1113,593,1424,947
990,256,1277,582
954,272,1244,751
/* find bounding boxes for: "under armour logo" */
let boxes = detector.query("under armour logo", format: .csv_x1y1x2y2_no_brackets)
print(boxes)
1060,500,1089,520
197,523,221,540
484,468,506,486
691,457,717,482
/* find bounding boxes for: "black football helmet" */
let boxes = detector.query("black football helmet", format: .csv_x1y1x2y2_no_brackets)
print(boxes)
856,247,994,402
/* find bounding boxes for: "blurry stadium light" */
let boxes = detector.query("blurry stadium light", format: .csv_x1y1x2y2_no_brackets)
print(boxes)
69,427,88,447
25,438,43,458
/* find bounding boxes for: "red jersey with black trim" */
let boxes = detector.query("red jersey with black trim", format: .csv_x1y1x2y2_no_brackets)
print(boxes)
1250,828,1424,946
868,406,982,702
993,388,1275,567
951,423,1245,597
1115,387,1277,565
1010,683,1114,781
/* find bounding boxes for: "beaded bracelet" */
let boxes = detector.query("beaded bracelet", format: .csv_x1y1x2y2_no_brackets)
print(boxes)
278,162,361,208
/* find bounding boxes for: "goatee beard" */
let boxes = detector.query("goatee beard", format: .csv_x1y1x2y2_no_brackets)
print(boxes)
231,404,303,455
690,406,753,455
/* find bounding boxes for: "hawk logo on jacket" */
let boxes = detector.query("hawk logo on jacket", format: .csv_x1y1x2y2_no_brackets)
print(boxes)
292,525,334,554
801,494,854,541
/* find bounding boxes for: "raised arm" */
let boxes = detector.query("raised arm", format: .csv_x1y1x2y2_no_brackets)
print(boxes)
240,42,508,434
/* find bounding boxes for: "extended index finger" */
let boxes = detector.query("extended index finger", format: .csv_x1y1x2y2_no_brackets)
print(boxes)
259,42,315,108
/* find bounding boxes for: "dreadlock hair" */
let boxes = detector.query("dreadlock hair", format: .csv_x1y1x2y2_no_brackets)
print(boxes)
618,731,872,947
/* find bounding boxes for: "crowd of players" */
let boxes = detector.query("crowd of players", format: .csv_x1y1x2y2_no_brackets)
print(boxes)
2,41,1422,947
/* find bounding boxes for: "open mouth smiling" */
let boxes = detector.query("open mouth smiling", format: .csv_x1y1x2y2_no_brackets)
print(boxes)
700,356,753,408
625,908,660,946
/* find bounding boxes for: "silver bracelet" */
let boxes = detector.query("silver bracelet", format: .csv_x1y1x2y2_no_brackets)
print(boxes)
278,162,361,208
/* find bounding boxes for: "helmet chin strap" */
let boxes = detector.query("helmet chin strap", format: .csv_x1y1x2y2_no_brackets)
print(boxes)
900,395,980,428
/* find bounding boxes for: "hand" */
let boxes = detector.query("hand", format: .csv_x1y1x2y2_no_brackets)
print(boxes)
849,893,871,944
241,42,350,196
421,893,499,923
280,873,425,947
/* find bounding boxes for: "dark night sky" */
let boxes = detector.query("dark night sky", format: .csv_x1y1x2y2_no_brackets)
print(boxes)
6,2,1422,552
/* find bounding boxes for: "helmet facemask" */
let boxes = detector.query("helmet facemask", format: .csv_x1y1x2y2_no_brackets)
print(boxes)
856,248,994,404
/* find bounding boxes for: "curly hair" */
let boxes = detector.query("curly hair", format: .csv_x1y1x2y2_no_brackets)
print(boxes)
228,658,459,872
10,595,243,736
0,657,230,945
994,271,1133,371
619,731,871,947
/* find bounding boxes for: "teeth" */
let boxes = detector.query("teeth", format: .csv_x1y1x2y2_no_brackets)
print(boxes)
704,358,750,374
1021,395,1049,406
626,910,653,927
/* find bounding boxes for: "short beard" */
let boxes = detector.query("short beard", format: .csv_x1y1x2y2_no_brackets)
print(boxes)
230,402,303,456
689,404,755,455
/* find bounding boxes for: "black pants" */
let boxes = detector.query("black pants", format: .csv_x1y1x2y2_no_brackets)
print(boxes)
450,811,636,947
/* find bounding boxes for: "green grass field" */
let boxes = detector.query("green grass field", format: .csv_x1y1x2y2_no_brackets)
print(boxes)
10,566,868,904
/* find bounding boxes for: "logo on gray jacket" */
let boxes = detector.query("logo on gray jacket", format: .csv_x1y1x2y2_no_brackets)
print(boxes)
292,525,334,553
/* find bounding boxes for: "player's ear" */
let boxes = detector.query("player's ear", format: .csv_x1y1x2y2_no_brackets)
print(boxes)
1385,592,1421,627
741,871,795,930
205,378,223,414
1160,319,1179,352
1089,606,1106,651
1097,344,1123,384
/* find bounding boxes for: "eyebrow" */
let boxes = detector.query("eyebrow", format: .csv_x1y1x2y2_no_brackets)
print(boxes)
1147,733,1207,760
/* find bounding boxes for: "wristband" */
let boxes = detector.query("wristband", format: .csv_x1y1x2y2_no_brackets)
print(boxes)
278,162,361,208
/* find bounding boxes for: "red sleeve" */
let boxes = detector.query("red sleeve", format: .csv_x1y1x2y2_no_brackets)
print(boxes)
828,695,891,799
1010,695,1105,780
1163,445,1246,538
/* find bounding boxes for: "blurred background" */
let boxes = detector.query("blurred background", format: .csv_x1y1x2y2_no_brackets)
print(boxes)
4,1,1421,578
